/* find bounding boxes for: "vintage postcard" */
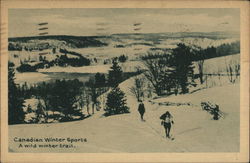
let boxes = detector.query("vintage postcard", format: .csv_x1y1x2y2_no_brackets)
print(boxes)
1,0,249,162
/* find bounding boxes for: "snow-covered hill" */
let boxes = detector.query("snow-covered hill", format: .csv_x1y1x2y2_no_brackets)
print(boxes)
9,76,239,152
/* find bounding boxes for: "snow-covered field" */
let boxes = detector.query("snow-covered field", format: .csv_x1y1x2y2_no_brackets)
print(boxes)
9,76,239,152
15,72,51,85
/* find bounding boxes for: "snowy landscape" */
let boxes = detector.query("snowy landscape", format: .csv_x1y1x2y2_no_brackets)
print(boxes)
8,8,240,153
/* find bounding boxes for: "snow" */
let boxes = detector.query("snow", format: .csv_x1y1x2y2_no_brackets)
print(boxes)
23,98,41,112
36,61,143,74
38,65,111,74
193,53,240,74
15,72,50,85
14,61,145,86
9,37,240,152
9,49,57,68
9,76,239,152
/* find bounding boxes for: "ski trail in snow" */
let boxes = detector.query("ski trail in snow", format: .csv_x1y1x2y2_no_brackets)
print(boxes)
176,127,202,135
143,121,188,152
144,121,165,139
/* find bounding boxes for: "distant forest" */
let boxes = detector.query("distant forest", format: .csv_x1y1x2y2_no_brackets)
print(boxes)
16,48,91,72
8,35,108,50
142,41,240,61
8,32,239,51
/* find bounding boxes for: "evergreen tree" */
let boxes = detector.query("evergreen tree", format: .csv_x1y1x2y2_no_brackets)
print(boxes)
104,87,129,116
37,79,84,120
95,73,106,87
52,47,56,54
108,60,123,87
118,54,127,63
171,43,194,93
53,79,83,118
8,62,25,124
36,99,46,123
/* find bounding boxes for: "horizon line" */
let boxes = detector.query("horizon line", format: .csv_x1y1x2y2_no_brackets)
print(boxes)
8,31,240,39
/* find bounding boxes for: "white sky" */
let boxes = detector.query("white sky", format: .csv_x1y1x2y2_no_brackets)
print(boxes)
9,8,240,37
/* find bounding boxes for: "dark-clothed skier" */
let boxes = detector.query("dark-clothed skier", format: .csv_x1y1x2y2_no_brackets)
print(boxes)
138,101,145,121
160,111,174,138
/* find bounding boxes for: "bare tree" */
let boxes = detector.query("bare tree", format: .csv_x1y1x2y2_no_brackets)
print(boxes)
217,67,222,86
234,60,240,80
76,93,85,112
80,88,90,116
191,45,205,85
197,59,205,84
142,44,194,95
224,56,240,84
129,76,145,102
141,53,172,96
204,74,208,88
91,92,96,114
85,93,91,115
146,83,153,98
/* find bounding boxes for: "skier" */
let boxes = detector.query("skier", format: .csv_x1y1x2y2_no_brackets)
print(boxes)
160,111,174,139
138,100,145,121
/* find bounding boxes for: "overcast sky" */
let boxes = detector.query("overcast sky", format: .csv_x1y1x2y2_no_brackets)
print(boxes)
9,8,240,37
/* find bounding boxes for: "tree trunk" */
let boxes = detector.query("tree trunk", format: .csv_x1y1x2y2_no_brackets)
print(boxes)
86,104,90,115
199,72,203,84
155,87,163,96
92,103,95,114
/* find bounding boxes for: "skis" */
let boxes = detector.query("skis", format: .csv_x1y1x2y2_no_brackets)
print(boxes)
167,135,175,141
168,136,175,141
143,120,175,141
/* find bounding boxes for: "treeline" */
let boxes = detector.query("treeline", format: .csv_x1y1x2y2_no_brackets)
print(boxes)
16,50,90,72
142,41,240,62
9,42,51,51
8,43,23,51
59,49,84,58
103,54,128,65
8,35,108,51
191,41,240,61
56,49,90,67
141,53,170,60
